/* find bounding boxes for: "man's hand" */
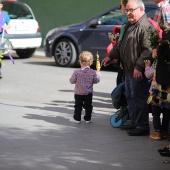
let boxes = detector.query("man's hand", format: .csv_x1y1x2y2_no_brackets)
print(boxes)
101,57,111,67
133,68,143,81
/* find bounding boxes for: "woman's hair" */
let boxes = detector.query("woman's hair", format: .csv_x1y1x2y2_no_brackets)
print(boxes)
79,51,93,66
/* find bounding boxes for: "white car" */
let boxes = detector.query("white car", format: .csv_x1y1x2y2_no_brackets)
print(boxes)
2,0,42,58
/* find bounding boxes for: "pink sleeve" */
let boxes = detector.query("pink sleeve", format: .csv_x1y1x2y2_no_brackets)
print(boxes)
148,17,162,39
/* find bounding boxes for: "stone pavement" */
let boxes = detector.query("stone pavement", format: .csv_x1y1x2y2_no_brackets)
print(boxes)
0,98,170,170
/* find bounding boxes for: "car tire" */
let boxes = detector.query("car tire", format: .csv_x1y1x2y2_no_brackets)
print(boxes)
54,39,77,67
16,48,36,58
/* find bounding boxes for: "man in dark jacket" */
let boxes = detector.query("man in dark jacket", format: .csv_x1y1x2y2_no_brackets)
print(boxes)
102,0,155,136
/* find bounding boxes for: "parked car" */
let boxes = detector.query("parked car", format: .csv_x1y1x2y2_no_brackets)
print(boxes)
2,0,42,58
44,2,157,67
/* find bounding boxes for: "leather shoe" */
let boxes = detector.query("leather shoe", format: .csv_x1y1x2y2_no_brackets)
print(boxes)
158,147,169,153
160,150,170,157
120,124,136,130
127,128,150,136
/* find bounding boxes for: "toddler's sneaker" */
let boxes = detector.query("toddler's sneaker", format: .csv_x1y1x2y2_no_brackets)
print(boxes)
150,131,161,140
70,118,81,124
84,120,91,123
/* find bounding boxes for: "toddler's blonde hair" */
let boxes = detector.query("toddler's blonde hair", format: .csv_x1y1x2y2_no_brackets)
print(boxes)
79,51,93,66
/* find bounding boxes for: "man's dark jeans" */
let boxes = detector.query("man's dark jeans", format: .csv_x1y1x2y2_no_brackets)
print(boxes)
125,75,150,131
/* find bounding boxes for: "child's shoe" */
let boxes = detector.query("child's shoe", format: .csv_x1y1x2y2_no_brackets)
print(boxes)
150,131,161,140
70,118,81,123
84,120,91,123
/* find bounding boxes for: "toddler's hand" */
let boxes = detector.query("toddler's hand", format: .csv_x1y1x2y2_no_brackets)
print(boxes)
144,59,151,67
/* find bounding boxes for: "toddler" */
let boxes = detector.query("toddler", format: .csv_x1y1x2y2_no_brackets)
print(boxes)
69,51,101,123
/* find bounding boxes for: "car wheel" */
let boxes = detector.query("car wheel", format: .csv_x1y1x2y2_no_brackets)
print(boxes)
16,48,36,58
54,39,77,67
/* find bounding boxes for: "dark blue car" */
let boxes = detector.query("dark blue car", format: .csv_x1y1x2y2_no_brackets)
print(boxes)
44,2,157,67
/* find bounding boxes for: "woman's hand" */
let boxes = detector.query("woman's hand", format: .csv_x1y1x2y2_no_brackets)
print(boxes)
152,48,157,59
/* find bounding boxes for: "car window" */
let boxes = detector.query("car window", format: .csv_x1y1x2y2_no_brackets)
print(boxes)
2,2,33,19
98,9,126,25
98,6,156,26
145,7,156,19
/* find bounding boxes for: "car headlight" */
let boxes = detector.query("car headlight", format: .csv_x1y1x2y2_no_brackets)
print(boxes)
45,28,58,39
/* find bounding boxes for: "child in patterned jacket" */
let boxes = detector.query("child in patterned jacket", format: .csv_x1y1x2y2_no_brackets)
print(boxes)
69,51,101,123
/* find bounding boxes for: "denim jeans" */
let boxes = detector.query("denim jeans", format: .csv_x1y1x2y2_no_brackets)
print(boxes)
125,75,150,131
74,93,93,121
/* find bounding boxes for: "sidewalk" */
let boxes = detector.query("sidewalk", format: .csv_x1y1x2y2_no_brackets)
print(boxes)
9,47,46,59
1,48,170,170
34,47,46,58
0,98,170,170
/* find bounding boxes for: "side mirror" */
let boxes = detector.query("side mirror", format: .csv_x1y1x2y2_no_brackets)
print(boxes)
89,19,98,28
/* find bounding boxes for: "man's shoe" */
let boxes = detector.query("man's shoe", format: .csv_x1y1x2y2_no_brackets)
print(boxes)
127,128,150,136
160,150,170,157
158,147,169,153
150,131,161,140
120,124,136,130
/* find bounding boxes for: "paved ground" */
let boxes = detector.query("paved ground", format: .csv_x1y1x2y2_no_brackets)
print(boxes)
1,99,170,170
0,49,170,170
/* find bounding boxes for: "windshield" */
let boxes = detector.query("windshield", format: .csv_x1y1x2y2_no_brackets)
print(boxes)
98,6,156,25
2,2,33,19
